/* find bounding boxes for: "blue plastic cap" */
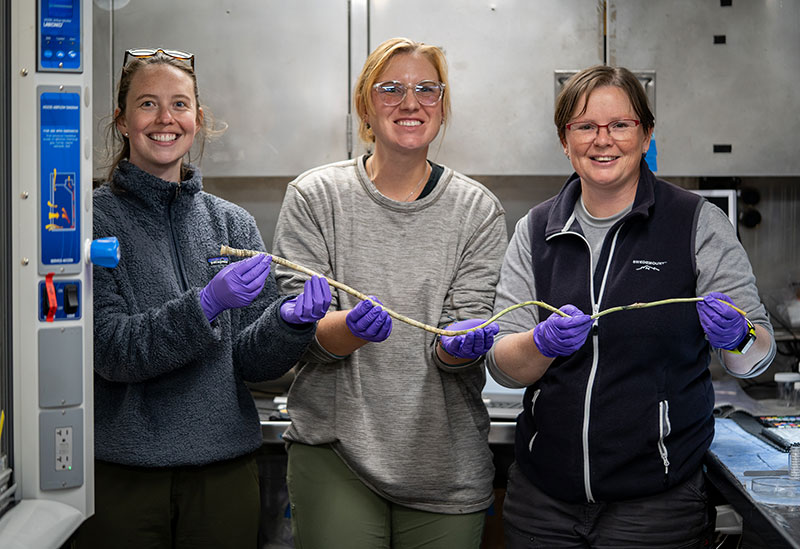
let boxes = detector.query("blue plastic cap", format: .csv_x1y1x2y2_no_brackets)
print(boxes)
91,237,120,268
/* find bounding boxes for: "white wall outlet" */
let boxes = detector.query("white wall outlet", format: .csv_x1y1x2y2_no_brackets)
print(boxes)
55,426,72,471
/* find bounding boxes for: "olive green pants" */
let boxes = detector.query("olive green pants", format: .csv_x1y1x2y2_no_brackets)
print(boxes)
287,443,486,549
73,453,260,549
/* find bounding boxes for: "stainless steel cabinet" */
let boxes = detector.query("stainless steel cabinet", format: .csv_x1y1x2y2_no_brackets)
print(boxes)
608,0,800,176
366,0,604,175
94,1,800,178
93,0,349,178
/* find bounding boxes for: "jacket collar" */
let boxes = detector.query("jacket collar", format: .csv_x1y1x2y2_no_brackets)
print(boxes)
112,160,203,210
545,157,656,238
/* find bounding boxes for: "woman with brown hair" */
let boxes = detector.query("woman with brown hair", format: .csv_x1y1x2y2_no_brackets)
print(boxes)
76,48,330,548
488,64,775,548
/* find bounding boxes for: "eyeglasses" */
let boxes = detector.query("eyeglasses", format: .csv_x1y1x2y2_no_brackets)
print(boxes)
123,48,195,70
565,119,641,142
372,80,445,107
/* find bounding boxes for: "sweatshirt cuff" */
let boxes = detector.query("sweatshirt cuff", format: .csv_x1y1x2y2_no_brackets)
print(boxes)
273,295,316,334
431,346,483,372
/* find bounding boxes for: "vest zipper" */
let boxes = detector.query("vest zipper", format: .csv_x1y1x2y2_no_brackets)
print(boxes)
528,389,541,452
547,218,624,503
658,400,672,476
572,225,623,503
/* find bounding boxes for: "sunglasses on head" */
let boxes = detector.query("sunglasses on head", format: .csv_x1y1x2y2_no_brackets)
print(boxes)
123,48,195,70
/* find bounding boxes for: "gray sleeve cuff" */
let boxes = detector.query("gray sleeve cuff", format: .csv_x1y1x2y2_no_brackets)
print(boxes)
484,340,529,389
431,344,483,372
300,334,349,363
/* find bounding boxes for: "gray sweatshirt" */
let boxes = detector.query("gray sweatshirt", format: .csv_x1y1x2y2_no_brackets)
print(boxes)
272,156,507,513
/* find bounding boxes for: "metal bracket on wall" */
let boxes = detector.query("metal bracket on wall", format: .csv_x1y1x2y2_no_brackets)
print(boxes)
554,69,656,121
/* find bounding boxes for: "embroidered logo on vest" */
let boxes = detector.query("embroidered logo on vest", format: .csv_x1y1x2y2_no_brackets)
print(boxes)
633,259,667,271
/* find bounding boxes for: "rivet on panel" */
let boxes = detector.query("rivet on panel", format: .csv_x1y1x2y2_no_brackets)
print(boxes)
20,68,28,77
20,192,29,199
21,258,29,266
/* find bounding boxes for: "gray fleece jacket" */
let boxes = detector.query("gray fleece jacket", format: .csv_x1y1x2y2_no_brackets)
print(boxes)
93,161,315,467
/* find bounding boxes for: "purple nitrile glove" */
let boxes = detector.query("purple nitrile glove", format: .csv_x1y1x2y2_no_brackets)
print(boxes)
696,291,748,350
532,304,593,358
199,254,272,322
346,296,392,342
280,275,332,325
440,319,499,360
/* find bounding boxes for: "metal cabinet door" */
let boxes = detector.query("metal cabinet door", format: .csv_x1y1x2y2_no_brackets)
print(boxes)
367,0,604,175
93,0,349,177
608,0,800,176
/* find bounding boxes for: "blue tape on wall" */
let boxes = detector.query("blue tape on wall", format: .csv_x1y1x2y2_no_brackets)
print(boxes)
645,134,658,172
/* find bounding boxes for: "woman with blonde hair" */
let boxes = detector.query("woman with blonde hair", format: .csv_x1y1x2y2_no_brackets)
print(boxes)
273,37,507,548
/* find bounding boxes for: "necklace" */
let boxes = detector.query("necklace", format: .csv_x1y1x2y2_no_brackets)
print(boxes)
367,159,430,202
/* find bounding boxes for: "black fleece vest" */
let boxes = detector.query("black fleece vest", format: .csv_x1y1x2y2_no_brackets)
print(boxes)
517,163,713,503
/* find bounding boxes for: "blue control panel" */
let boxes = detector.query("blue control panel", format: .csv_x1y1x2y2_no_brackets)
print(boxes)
38,279,82,322
39,87,81,275
38,0,82,72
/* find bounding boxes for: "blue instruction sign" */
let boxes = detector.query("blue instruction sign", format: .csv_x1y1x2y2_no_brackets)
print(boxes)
39,88,81,274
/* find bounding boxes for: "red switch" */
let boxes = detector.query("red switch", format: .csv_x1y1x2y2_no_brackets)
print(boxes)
44,273,57,322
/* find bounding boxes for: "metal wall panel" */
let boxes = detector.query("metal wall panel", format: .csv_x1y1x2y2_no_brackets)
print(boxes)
368,0,605,175
94,1,800,178
608,0,800,176
94,0,349,178
91,2,112,181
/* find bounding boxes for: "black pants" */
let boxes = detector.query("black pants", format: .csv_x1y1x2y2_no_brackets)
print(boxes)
503,462,715,549
73,454,260,549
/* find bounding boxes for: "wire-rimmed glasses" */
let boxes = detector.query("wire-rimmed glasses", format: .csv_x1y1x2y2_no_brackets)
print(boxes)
565,119,641,142
123,48,195,70
372,80,445,107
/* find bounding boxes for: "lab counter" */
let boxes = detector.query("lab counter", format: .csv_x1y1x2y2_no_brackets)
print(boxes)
259,417,517,445
706,418,800,548
255,392,517,445
257,380,800,547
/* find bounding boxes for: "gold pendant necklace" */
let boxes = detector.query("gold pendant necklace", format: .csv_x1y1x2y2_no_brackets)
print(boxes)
367,159,430,202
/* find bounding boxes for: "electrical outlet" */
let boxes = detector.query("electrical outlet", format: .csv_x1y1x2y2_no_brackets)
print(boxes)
55,426,72,471
40,410,83,490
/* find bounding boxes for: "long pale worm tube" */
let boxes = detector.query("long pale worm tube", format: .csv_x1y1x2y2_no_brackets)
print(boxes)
220,245,741,336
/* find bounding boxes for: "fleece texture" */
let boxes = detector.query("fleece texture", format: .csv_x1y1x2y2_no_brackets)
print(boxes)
93,161,315,467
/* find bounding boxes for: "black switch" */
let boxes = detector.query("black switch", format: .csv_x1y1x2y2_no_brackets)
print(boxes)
64,284,79,315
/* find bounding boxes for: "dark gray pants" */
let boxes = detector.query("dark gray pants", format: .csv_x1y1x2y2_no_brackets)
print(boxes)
503,462,715,549
73,454,261,549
